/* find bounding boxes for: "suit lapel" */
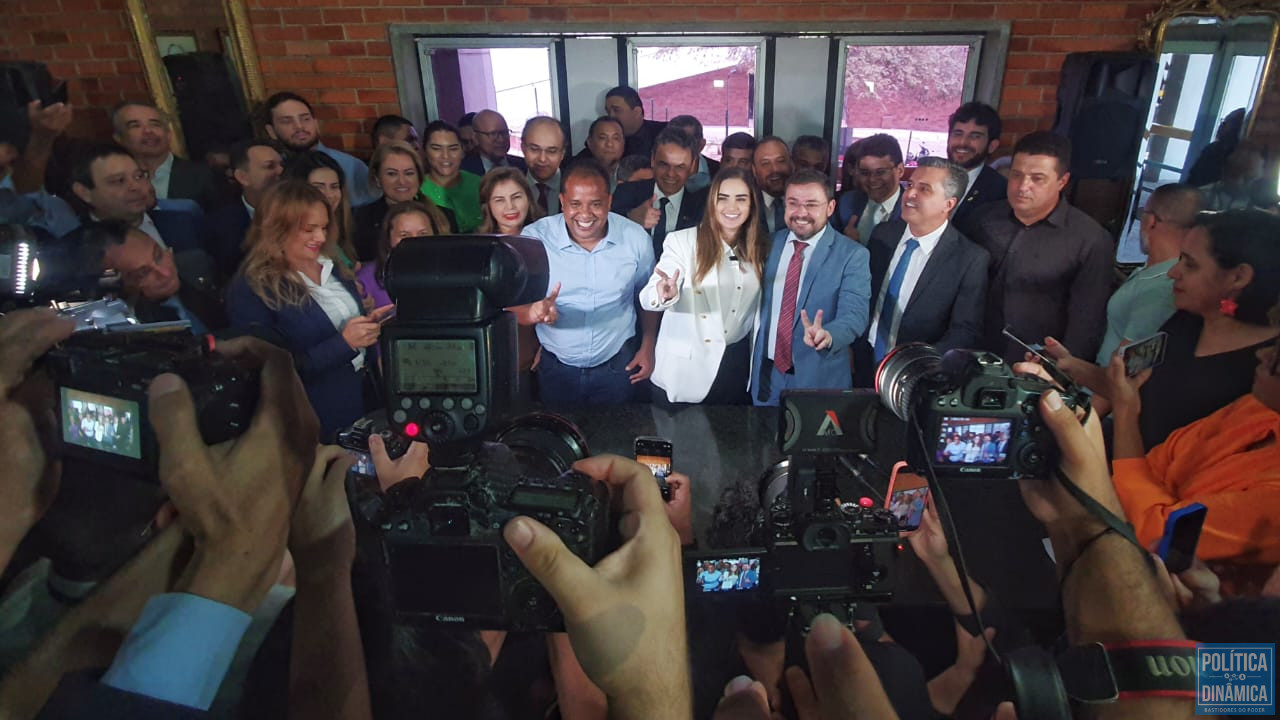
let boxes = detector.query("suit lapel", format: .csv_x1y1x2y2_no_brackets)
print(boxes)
904,226,956,311
796,226,832,310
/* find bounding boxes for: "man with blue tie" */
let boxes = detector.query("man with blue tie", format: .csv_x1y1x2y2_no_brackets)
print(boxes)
750,170,871,406
853,157,989,387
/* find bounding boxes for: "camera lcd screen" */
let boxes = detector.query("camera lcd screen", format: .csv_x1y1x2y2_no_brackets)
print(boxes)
387,543,503,618
934,416,1012,466
692,555,761,594
394,339,478,395
60,388,142,460
509,486,579,513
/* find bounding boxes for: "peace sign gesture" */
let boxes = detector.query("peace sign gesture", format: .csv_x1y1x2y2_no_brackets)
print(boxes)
800,309,832,350
655,268,681,303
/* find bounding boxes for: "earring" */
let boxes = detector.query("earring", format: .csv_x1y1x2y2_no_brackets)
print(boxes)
1219,297,1239,317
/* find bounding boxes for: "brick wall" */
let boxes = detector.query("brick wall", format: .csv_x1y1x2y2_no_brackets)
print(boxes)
2,0,1278,163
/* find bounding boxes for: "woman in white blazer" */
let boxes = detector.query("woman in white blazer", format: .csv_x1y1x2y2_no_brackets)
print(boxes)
639,167,768,404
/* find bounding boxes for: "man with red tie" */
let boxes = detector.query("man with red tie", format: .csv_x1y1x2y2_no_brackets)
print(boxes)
522,116,567,216
750,169,871,406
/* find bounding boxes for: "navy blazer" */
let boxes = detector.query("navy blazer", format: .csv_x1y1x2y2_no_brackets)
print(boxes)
226,273,366,439
460,152,527,177
167,157,223,211
831,186,905,240
950,165,1007,239
750,225,871,405
204,202,251,279
610,180,708,256
149,209,205,254
852,220,990,387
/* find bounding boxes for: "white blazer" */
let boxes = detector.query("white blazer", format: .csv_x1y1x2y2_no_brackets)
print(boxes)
638,227,762,402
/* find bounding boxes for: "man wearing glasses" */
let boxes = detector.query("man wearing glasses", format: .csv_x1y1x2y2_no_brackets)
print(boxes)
461,109,527,176
833,133,905,244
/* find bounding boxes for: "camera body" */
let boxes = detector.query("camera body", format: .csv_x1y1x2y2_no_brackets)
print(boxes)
877,344,1084,479
379,442,609,631
44,328,257,480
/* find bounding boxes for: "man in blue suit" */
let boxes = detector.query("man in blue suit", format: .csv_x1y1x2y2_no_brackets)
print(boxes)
832,133,905,244
751,169,871,406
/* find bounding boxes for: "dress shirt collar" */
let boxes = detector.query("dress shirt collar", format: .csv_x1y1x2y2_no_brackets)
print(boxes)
242,195,256,219
297,255,335,287
874,185,902,216
529,169,560,192
152,153,175,183
963,164,982,196
554,217,616,252
784,224,829,253
900,219,948,257
1010,195,1069,229
656,185,684,209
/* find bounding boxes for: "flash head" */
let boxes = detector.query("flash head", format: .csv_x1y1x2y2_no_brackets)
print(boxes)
384,235,550,323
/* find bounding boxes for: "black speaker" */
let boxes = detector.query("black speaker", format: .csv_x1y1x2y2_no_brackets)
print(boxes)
162,52,252,160
1052,52,1158,181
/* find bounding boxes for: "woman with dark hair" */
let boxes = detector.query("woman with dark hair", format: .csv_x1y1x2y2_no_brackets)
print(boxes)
354,201,438,309
353,140,454,262
284,151,358,268
1047,209,1280,449
477,166,543,235
420,120,483,232
638,167,768,404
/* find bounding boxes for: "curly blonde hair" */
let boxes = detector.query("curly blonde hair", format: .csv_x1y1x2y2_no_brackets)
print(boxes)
239,179,357,310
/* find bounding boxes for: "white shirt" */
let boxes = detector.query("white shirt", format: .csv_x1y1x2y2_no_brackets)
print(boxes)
151,153,175,199
960,164,983,203
869,186,902,226
766,228,829,361
867,221,948,345
762,193,783,234
297,256,365,371
652,186,684,236
242,195,256,219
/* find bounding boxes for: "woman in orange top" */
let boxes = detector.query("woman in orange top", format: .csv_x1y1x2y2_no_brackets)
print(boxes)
1108,302,1280,569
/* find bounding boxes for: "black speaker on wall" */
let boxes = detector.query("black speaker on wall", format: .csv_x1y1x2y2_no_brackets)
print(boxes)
163,51,252,160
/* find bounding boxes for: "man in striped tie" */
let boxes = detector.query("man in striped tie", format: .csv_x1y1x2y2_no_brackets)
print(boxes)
750,170,871,406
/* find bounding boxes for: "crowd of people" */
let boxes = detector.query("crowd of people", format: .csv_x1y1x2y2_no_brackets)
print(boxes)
0,75,1279,720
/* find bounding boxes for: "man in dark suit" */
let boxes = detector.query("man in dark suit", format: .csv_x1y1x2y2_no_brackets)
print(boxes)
668,115,720,193
750,170,871,406
946,102,1007,238
853,157,989,387
610,129,708,259
460,109,527,176
605,86,667,159
832,133,905,244
205,139,283,277
111,101,222,212
753,136,793,237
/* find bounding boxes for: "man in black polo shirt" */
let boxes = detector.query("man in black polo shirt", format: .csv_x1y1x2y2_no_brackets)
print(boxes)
969,131,1113,361
605,86,667,159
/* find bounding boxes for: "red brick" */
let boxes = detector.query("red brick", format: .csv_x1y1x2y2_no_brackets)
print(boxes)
306,24,346,40
1054,20,1111,37
445,7,487,21
33,31,69,44
322,8,363,23
348,57,393,73
266,57,314,73
260,25,306,42
329,41,366,55
55,45,94,60
1003,86,1044,102
281,8,324,25
1081,4,1130,19
1005,53,1049,70
1038,3,1082,19
283,40,330,55
907,4,954,20
345,24,387,40
358,89,398,103
488,7,531,22
364,41,391,56
91,43,131,59
362,8,404,22
568,5,613,21
953,4,995,19
402,8,447,22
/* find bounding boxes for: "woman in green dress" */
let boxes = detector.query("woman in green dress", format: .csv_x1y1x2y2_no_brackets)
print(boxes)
419,120,484,232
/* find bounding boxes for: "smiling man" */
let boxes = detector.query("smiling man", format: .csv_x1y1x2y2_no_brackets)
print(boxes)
946,102,1007,237
522,116,566,215
753,136,793,236
853,157,990,386
111,101,220,211
519,159,658,408
263,92,377,207
835,133,905,244
969,131,1113,361
610,129,708,259
750,169,870,406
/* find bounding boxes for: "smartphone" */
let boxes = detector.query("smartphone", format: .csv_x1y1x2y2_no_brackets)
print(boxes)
1121,331,1168,377
43,80,68,108
635,435,673,502
374,305,397,325
884,463,928,532
346,449,376,478
1003,326,1073,388
1157,503,1207,574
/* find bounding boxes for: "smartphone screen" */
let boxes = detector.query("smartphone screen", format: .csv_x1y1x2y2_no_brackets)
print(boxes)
635,436,672,479
347,449,376,478
1122,331,1168,377
1158,503,1207,574
885,470,928,531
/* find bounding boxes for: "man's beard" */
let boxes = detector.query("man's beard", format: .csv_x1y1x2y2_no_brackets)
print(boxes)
282,135,319,153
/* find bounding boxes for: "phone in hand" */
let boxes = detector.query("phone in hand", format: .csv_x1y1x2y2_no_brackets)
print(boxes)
373,305,397,325
43,80,68,108
884,463,928,532
1121,331,1168,377
635,435,673,502
1157,503,1207,574
1003,326,1074,389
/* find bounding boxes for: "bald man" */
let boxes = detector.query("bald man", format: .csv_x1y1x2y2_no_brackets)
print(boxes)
461,109,527,175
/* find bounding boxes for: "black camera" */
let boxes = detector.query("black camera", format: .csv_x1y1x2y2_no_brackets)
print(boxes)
368,235,614,631
43,327,258,480
687,390,899,604
876,343,1087,479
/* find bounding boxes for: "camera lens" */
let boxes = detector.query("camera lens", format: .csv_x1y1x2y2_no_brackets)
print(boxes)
494,412,590,478
875,343,943,421
758,459,791,511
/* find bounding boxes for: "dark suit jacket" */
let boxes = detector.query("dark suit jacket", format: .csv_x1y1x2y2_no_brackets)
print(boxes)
460,152,527,177
852,220,990,387
950,165,1006,239
610,179,707,256
624,119,668,159
132,250,228,332
702,155,721,177
37,671,207,720
204,201,251,279
352,196,459,263
226,273,366,440
167,157,222,211
831,186,905,239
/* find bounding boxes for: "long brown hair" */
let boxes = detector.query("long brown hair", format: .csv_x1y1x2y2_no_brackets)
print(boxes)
693,167,765,284
239,180,355,310
369,140,451,232
477,166,544,234
376,201,438,285
283,151,358,266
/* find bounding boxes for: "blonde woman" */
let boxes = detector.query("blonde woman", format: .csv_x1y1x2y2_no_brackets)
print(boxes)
354,140,454,261
227,180,390,439
284,150,358,268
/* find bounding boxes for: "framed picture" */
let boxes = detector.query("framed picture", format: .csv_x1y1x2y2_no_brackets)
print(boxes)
156,34,197,57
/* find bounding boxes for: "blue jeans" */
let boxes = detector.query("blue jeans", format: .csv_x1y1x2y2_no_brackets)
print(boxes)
537,342,636,409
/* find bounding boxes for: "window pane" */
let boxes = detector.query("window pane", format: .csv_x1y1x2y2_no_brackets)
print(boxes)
426,46,554,157
635,45,757,161
838,44,970,166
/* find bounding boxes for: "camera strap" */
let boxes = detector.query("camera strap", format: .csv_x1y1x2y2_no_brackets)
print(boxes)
1057,641,1199,703
1051,467,1153,574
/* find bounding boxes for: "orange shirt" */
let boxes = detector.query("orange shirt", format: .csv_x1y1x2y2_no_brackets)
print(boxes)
1113,394,1280,564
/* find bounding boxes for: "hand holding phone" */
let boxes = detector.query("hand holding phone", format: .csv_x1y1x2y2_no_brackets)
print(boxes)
1157,503,1207,574
1120,331,1167,377
635,435,673,502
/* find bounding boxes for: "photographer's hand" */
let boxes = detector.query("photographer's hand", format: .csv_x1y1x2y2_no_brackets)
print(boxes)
504,455,690,720
662,471,694,546
783,614,899,720
368,433,430,492
151,337,318,613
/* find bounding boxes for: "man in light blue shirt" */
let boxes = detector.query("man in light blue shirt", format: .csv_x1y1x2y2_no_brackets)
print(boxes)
519,159,657,407
263,91,380,207
1096,183,1201,364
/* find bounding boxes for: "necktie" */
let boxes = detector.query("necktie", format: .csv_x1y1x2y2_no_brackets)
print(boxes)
535,182,549,214
874,237,919,362
653,196,670,256
773,240,809,374
772,198,786,235
856,200,880,244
